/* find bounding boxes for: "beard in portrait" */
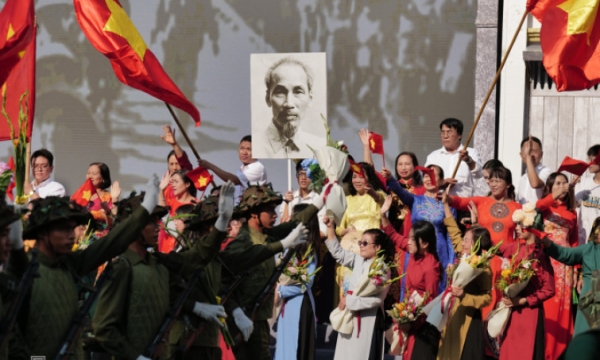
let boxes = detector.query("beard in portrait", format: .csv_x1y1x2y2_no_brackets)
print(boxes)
255,57,325,159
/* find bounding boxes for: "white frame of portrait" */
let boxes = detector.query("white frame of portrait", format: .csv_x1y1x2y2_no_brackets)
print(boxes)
250,52,328,159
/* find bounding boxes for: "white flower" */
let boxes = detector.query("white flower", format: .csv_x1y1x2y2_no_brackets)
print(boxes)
523,215,535,227
301,274,307,282
512,209,525,223
522,261,530,269
408,313,415,321
522,202,536,213
338,140,344,146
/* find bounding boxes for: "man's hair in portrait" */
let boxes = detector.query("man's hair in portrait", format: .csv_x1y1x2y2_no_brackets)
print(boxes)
264,57,314,93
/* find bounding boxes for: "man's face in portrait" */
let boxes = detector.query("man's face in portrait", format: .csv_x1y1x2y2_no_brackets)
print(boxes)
266,63,313,138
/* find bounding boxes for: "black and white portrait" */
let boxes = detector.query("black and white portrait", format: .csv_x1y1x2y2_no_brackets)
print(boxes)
251,53,327,159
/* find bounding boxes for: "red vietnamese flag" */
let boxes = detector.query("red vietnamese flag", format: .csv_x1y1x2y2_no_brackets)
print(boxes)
368,132,384,155
524,227,551,240
0,0,35,142
591,152,600,165
348,158,363,177
557,156,590,176
529,0,600,91
71,178,96,207
186,166,213,191
0,0,34,86
415,166,436,187
73,0,201,126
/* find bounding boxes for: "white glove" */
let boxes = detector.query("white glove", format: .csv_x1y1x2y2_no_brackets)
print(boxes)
141,174,159,213
280,223,308,250
232,307,253,342
214,181,235,232
193,302,227,327
135,356,151,360
9,218,23,250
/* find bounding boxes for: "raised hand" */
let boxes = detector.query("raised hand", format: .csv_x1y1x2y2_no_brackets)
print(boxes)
159,170,171,191
380,194,393,215
214,181,235,232
467,200,478,225
110,180,121,202
359,128,370,147
280,223,309,249
381,167,392,180
160,125,177,145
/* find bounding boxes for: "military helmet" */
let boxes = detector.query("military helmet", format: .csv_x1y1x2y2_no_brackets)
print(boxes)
114,191,168,225
237,183,282,214
187,195,219,231
23,196,92,239
0,191,21,229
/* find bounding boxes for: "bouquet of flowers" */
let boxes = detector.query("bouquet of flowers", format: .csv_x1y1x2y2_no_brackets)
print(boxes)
279,243,322,293
424,238,502,331
2,90,30,204
312,114,349,224
300,158,326,194
386,291,429,355
511,202,539,228
330,251,403,335
487,246,538,338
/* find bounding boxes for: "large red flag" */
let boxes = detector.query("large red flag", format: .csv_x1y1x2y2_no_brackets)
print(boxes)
0,0,35,86
71,178,96,207
0,0,35,142
529,0,600,91
73,0,201,125
186,166,213,191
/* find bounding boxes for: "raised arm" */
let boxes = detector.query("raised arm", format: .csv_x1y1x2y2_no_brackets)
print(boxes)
386,178,415,208
324,215,356,268
379,195,410,252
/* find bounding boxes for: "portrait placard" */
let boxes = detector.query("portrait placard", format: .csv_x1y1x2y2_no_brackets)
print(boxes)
251,52,328,159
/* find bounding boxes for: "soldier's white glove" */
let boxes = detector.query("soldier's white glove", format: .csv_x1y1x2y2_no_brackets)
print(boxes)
232,307,253,342
141,174,159,213
9,218,23,250
214,181,235,232
280,223,308,250
193,302,227,327
135,356,151,360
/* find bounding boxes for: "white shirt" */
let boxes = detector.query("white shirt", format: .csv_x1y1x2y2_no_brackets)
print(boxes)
425,144,482,197
32,177,66,199
283,189,327,235
516,163,552,205
575,176,600,244
235,161,267,204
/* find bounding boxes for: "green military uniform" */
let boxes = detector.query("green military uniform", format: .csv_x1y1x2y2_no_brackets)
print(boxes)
92,227,227,360
220,204,319,360
9,205,150,359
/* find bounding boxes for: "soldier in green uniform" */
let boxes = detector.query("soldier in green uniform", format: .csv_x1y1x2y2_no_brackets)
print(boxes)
220,184,324,360
92,181,236,360
8,180,159,359
158,196,230,360
0,193,28,358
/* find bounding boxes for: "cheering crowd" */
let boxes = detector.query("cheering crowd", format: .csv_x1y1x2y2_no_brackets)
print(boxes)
1,116,600,360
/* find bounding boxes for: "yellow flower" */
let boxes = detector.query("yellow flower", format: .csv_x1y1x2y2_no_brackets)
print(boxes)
501,269,511,278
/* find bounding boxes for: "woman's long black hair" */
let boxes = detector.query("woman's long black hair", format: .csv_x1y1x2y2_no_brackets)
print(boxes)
394,151,423,187
173,170,198,198
412,220,439,262
292,204,321,265
349,162,384,195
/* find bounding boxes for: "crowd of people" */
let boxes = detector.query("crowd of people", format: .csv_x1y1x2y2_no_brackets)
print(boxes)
1,116,600,360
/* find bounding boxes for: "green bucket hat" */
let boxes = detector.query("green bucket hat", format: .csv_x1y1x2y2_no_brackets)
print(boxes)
23,196,92,239
114,191,168,225
0,191,20,229
237,183,282,214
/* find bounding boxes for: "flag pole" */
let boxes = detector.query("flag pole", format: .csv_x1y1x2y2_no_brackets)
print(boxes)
165,102,201,160
451,10,528,179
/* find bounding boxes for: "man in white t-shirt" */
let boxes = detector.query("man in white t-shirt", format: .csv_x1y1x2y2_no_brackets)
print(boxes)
199,135,267,204
425,118,482,197
23,149,66,200
575,144,600,244
516,136,553,205
280,161,327,237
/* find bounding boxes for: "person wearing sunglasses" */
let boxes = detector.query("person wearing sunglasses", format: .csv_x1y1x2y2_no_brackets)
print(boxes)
324,215,395,360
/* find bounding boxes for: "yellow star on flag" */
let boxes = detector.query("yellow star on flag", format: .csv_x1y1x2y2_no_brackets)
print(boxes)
370,138,375,150
82,190,92,201
351,164,360,173
558,0,600,43
5,23,25,58
197,176,209,188
103,0,148,60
